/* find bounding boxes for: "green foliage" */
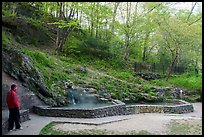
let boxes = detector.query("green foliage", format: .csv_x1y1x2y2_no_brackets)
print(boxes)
2,2,202,72
81,35,110,55
2,2,202,104
150,79,171,87
49,19,81,29
39,122,57,135
116,71,132,81
2,29,20,48
150,73,201,102
62,34,82,55
2,9,14,17
22,49,70,89
151,73,201,92
168,73,202,91
23,50,52,68
2,31,12,46
2,2,18,17
141,84,153,93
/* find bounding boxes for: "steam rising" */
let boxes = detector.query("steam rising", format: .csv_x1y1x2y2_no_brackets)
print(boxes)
67,88,112,109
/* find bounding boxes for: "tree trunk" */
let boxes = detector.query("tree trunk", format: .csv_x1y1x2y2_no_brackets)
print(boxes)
111,2,120,36
55,2,63,53
90,3,95,37
95,2,99,38
55,3,75,53
123,2,131,60
124,36,130,60
105,19,108,40
142,46,147,62
195,56,199,75
166,53,178,81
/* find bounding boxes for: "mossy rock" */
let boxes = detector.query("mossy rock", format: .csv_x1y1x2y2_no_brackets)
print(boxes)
2,44,68,106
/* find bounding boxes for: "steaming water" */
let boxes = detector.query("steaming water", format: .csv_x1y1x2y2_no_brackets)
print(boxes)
66,102,114,109
66,88,114,109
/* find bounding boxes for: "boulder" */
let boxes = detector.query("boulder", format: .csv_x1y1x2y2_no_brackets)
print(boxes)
171,88,183,99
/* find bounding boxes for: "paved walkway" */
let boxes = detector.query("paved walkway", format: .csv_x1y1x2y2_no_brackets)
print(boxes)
5,103,202,135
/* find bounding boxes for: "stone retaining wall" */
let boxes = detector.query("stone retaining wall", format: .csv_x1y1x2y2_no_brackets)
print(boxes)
33,100,128,118
125,100,194,114
32,99,194,118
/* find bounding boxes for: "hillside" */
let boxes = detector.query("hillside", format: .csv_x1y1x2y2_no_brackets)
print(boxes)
2,3,202,110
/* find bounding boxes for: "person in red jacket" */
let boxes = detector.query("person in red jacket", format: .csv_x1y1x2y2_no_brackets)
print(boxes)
6,83,23,131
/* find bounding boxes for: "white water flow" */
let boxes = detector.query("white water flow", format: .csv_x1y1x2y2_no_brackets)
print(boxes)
68,89,76,105
71,93,76,105
66,88,114,109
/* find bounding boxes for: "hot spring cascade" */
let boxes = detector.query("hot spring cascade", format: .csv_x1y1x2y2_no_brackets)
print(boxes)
66,87,115,109
33,82,194,118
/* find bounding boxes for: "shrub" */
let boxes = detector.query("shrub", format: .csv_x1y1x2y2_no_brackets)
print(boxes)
24,50,52,68
2,31,12,46
168,73,202,91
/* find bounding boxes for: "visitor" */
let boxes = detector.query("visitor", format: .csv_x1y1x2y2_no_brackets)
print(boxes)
6,83,23,131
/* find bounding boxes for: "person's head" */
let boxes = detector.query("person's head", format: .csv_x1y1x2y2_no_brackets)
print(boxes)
11,83,17,90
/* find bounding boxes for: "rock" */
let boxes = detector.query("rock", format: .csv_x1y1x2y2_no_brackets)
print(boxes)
99,98,109,101
138,72,161,80
171,88,183,98
2,45,60,106
98,90,105,96
64,80,73,89
56,96,67,106
156,88,165,97
124,98,130,102
80,65,87,73
83,88,97,94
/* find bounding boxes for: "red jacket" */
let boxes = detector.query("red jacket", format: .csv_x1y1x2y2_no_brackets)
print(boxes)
6,89,20,109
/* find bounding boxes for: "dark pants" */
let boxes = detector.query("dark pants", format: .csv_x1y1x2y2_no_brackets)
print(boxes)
8,108,21,130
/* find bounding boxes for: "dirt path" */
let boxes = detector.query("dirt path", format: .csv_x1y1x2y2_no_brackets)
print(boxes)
6,103,202,135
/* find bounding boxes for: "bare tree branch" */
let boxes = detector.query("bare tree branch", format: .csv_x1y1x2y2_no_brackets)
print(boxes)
186,2,197,22
189,16,202,26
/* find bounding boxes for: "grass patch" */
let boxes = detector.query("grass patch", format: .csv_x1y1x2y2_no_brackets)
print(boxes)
39,122,154,135
39,122,112,135
150,73,202,102
168,73,202,91
2,29,20,48
166,120,202,135
126,130,153,135
151,73,202,91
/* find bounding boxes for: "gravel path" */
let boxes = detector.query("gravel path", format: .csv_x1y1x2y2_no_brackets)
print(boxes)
6,103,202,135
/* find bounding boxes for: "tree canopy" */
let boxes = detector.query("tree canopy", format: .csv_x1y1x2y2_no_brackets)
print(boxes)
2,2,202,79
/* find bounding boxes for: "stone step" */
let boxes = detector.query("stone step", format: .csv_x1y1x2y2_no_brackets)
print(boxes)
2,109,30,135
